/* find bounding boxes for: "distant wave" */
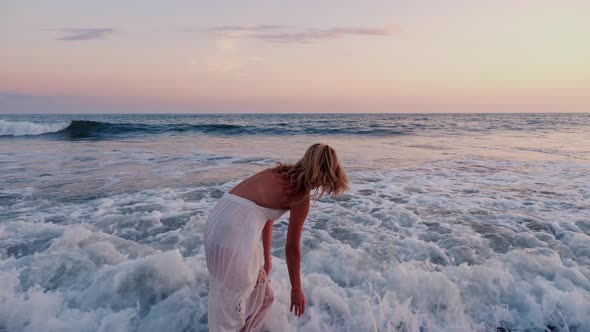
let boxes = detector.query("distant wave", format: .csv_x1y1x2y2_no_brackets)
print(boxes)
2,114,589,139
57,120,247,139
0,120,249,139
0,119,71,137
0,119,411,139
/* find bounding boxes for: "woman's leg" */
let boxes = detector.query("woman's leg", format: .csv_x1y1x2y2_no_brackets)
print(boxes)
241,268,275,332
208,277,247,332
206,244,248,331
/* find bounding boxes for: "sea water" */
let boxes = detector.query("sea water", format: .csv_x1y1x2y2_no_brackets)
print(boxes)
0,113,589,332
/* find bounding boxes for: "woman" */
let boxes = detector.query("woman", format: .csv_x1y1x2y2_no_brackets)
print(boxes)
204,143,349,331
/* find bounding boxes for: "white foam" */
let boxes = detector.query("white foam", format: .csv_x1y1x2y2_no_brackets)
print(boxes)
0,270,138,332
0,119,70,136
1,159,589,331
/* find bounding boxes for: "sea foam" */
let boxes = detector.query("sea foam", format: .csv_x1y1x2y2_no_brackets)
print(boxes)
1,158,589,331
0,119,70,136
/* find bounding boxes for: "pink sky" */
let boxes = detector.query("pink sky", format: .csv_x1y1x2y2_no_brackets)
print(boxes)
1,0,589,113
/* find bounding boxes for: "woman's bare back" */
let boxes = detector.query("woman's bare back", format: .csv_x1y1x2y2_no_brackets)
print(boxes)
228,170,292,210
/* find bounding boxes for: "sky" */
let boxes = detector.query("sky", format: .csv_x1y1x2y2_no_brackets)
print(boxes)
1,0,589,113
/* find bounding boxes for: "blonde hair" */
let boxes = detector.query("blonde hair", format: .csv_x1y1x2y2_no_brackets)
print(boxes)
271,143,349,200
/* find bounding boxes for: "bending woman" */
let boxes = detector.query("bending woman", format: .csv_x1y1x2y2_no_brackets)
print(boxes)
204,143,349,331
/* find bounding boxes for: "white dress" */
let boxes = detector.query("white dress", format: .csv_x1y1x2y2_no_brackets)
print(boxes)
204,192,288,332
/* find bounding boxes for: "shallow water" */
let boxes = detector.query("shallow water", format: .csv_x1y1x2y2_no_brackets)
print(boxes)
1,114,589,331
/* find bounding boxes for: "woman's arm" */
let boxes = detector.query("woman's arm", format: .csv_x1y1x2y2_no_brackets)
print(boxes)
262,219,273,276
285,196,310,317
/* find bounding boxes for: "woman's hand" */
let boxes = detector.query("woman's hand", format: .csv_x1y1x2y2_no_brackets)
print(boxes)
263,259,272,278
290,288,306,317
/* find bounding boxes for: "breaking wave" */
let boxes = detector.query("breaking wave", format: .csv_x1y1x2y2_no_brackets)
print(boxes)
0,119,71,137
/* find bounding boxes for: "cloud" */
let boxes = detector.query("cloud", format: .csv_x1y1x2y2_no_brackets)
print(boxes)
207,25,395,43
0,92,37,99
55,28,117,41
256,26,395,43
208,25,284,33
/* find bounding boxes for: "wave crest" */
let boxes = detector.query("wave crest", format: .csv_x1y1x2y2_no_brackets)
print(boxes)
0,120,71,137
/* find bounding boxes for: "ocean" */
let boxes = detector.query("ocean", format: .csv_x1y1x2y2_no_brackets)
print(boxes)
1,113,589,332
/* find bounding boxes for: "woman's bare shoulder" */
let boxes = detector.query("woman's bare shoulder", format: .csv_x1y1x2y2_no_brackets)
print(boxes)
228,169,291,208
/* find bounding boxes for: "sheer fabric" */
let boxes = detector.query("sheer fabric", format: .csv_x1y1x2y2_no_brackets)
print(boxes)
204,193,287,331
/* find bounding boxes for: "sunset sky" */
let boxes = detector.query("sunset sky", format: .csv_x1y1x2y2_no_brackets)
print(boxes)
1,0,589,113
